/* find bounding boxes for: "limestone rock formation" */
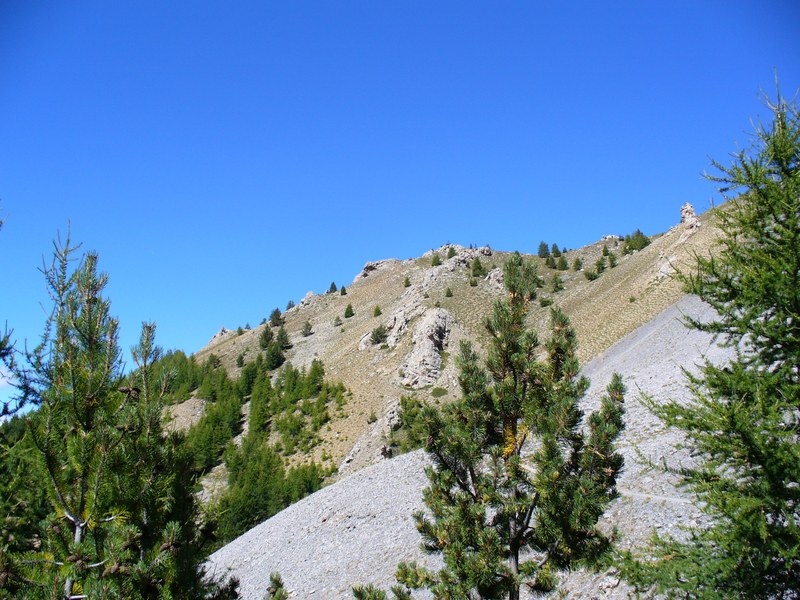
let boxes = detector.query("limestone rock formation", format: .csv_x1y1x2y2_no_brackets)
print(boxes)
356,258,400,281
399,307,456,388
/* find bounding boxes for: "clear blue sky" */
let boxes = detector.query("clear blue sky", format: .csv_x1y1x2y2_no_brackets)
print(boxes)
1,1,798,403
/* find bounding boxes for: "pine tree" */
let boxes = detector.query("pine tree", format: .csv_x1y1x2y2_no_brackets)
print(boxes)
537,241,550,258
301,321,313,337
344,304,354,318
620,85,800,598
556,255,569,271
328,281,338,293
390,254,625,599
269,308,284,327
259,325,274,350
470,257,487,278
551,243,561,258
8,239,229,598
276,325,291,349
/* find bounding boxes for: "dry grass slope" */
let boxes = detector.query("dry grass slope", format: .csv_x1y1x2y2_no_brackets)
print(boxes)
182,206,720,482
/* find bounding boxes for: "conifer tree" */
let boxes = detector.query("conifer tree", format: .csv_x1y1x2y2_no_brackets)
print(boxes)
301,321,313,337
259,325,274,350
328,281,338,293
537,241,550,258
620,86,800,598
390,254,625,599
269,308,284,327
8,239,229,598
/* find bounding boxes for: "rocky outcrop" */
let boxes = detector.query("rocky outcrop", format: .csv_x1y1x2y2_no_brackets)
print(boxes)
207,327,234,346
356,258,401,281
485,267,504,292
399,308,456,388
678,202,702,242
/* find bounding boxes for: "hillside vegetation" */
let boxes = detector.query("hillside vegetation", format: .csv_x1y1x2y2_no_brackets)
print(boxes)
184,204,718,484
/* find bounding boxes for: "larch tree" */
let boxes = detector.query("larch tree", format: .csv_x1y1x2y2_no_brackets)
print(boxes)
620,85,800,598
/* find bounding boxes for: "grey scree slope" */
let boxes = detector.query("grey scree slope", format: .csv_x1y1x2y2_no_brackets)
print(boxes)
207,294,732,599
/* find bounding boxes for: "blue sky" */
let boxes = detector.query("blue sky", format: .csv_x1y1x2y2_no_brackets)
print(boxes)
1,1,798,403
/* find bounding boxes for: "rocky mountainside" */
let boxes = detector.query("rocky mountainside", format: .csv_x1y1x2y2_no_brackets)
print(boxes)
207,292,731,599
183,204,717,483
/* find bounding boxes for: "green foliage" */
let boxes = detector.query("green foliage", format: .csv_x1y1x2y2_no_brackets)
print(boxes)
403,276,411,288
602,244,610,256
620,86,800,599
470,256,487,278
5,240,226,598
573,257,583,271
276,325,291,349
286,299,295,310
269,308,284,327
608,252,617,268
265,572,289,600
468,277,477,287
344,303,354,318
301,320,313,337
370,325,388,345
444,287,453,297
447,246,457,259
213,359,343,543
595,255,606,274
537,240,550,258
550,273,564,293
431,253,442,267
386,396,428,455
556,255,569,270
185,370,243,472
551,243,561,257
430,387,447,398
394,255,625,598
545,255,556,269
236,352,245,367
584,269,598,281
333,316,343,327
373,305,382,317
259,325,274,349
328,281,338,293
539,297,553,307
236,326,244,336
621,229,650,254
340,286,347,295
215,431,324,543
264,339,286,370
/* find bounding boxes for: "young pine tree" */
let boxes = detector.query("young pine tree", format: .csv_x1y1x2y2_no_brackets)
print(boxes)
388,254,625,599
9,240,227,599
620,86,800,598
